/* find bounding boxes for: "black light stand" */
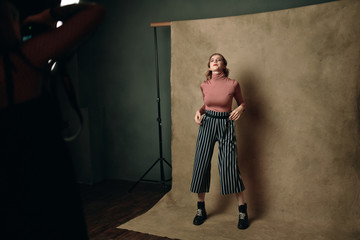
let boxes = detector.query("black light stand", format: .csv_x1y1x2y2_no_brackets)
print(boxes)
129,27,172,193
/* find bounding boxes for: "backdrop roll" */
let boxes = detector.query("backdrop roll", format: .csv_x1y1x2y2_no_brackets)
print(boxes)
119,1,360,239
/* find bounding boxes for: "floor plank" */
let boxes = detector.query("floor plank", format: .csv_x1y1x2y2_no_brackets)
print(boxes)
80,180,176,240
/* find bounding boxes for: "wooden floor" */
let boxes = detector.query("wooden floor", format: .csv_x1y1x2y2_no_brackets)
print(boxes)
79,180,176,240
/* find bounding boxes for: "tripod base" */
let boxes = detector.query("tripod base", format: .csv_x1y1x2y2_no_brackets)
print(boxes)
128,157,172,193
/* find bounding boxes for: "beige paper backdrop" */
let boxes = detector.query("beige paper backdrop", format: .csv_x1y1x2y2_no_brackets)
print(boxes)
119,1,360,239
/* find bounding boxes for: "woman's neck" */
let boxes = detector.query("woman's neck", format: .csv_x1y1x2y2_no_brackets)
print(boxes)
211,72,225,80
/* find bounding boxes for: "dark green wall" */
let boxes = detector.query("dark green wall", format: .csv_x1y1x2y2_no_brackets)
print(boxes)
76,0,335,183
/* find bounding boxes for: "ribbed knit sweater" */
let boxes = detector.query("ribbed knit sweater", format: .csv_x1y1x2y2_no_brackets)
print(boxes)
199,73,246,114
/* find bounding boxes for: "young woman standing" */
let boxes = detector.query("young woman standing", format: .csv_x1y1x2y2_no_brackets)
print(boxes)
191,53,249,229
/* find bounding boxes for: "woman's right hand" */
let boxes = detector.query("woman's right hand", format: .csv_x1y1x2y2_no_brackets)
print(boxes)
194,110,202,125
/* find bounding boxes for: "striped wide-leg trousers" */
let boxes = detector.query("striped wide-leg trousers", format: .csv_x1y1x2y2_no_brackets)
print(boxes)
190,110,245,195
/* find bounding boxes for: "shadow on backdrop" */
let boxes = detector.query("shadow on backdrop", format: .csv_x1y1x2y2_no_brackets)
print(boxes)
237,70,269,221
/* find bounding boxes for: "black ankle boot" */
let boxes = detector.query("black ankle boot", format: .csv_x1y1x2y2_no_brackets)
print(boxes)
193,201,207,225
238,204,249,230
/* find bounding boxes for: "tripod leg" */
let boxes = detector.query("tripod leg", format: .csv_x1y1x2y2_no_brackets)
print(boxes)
128,158,161,192
163,159,172,168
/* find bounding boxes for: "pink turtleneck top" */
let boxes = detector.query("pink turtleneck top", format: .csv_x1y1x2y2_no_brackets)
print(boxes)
199,73,246,114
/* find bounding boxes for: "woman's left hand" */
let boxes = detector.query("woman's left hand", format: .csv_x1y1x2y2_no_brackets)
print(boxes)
229,106,245,121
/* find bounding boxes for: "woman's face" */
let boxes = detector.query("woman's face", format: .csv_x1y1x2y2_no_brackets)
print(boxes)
209,54,225,73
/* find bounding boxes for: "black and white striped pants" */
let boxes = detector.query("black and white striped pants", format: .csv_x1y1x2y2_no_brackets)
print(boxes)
190,110,245,195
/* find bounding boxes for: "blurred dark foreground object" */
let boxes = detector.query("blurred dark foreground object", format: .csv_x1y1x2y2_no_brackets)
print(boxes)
11,0,61,21
0,1,105,239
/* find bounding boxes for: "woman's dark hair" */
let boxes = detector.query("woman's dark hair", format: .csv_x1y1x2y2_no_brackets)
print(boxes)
0,0,20,54
0,0,37,106
1,1,20,105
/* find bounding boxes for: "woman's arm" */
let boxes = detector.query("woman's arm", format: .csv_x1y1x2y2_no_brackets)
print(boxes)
21,3,105,68
229,82,246,121
195,85,206,125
